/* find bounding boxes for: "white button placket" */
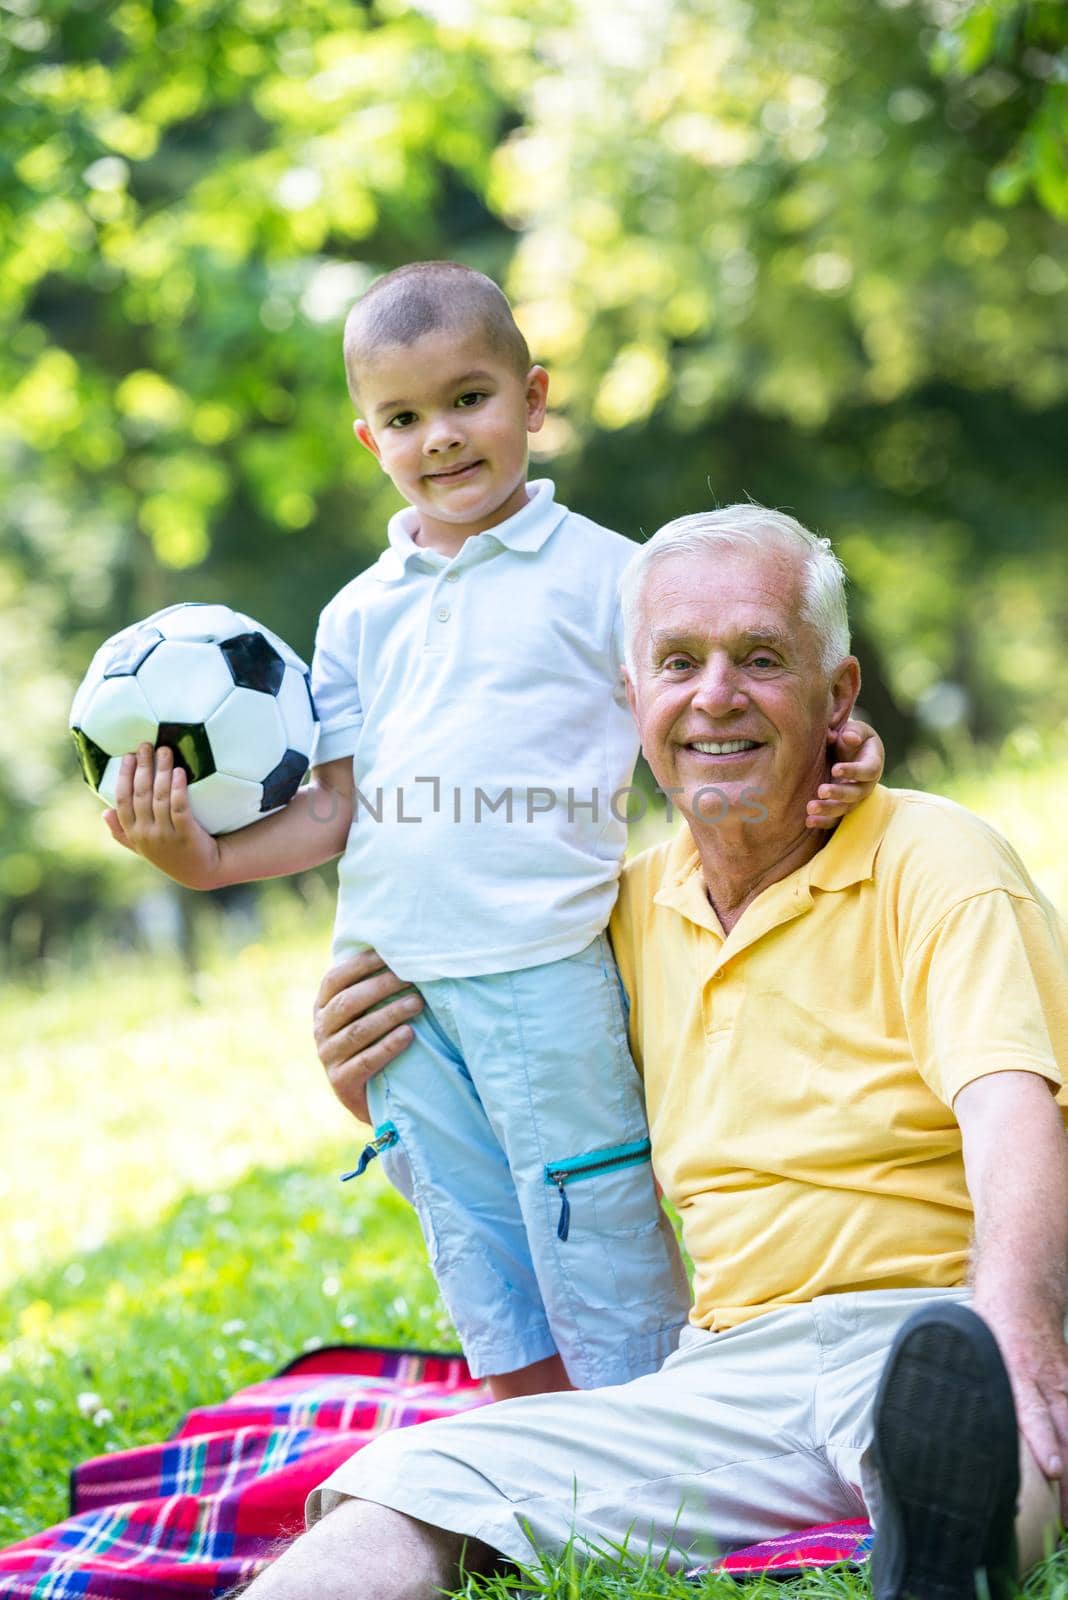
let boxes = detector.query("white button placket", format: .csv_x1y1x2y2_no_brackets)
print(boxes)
426,558,460,649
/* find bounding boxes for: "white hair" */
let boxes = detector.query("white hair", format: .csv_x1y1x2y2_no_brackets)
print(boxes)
619,503,850,676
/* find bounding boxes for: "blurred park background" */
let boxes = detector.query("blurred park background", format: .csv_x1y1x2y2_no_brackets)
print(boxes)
2,0,1068,1560
3,0,1068,975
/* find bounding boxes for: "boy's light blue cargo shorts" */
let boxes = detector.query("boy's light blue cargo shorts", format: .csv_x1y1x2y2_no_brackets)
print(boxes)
353,932,691,1385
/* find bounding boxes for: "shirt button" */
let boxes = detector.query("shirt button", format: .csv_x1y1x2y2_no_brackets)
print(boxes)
436,607,451,622
445,571,460,583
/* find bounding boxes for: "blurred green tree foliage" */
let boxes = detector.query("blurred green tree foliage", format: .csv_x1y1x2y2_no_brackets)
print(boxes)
0,0,1065,963
1,0,515,959
934,0,1068,218
490,0,1068,751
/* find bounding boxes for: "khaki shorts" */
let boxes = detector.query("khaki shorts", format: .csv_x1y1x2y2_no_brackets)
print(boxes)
308,1286,969,1570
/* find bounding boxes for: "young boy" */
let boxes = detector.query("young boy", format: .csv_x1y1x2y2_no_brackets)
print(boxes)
105,261,884,1401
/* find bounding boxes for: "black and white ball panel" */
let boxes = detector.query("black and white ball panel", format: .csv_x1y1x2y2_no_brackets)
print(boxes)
70,602,319,836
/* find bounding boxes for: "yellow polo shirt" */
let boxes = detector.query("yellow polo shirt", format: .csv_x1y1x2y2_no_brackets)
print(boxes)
609,786,1068,1330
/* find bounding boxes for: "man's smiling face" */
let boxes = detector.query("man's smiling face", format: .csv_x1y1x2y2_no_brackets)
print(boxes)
625,543,857,833
352,325,547,548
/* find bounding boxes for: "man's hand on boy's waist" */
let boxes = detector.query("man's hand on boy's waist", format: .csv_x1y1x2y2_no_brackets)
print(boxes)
313,950,423,1124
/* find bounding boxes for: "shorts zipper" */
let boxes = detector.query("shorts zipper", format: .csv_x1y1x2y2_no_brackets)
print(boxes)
544,1137,653,1241
340,1121,398,1182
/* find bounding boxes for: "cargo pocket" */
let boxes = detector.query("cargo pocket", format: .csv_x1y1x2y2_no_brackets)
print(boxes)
544,1137,656,1242
544,1137,681,1319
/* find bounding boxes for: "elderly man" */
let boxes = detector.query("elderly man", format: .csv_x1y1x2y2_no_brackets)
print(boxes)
247,506,1068,1600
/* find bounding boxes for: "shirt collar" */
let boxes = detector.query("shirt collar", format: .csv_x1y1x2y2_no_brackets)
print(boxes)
653,826,721,935
806,784,894,892
375,479,565,580
653,784,895,939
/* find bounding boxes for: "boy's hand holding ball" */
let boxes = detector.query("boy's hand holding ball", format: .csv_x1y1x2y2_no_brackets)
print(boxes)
71,602,321,885
104,742,223,890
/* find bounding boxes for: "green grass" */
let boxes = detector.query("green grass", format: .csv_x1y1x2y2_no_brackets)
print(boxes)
4,757,1068,1594
1,914,454,1547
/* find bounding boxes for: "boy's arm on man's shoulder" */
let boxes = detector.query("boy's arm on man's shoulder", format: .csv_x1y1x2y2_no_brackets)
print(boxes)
806,719,884,828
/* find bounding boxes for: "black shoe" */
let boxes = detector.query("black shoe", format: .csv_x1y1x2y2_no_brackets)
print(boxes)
869,1301,1020,1600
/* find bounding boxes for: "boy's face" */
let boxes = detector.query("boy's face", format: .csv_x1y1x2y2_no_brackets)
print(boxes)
352,325,549,551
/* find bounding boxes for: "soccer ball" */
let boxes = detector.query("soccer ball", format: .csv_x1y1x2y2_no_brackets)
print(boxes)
70,603,319,836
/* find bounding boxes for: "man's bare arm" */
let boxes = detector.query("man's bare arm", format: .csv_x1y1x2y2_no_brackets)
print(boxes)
955,1069,1068,1513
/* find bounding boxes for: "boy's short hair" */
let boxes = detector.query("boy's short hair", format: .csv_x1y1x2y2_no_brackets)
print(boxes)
343,262,531,404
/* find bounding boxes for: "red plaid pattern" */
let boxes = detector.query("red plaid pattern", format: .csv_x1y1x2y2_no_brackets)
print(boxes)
0,1344,872,1595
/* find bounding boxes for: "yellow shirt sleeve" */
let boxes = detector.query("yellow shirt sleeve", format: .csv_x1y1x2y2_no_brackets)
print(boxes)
902,887,1068,1107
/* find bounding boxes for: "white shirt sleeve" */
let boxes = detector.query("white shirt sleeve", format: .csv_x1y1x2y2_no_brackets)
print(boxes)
311,598,364,765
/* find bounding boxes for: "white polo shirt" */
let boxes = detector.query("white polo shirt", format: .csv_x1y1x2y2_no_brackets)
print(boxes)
312,480,640,980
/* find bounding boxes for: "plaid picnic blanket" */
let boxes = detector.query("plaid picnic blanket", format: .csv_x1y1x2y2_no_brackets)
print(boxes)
0,1342,872,1596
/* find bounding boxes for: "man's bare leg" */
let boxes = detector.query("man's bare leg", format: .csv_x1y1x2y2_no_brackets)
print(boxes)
487,1351,571,1401
239,1498,498,1600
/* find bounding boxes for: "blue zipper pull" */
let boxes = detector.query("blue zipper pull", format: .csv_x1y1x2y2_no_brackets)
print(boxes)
340,1123,397,1182
340,1142,380,1181
554,1176,571,1241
